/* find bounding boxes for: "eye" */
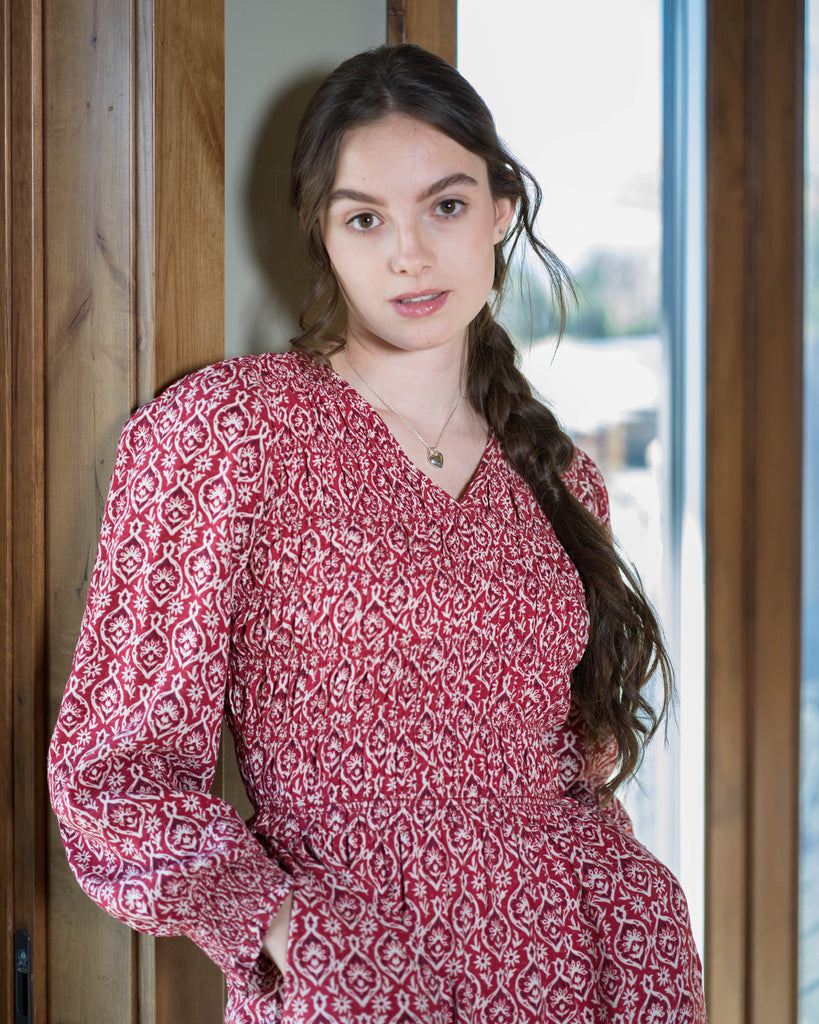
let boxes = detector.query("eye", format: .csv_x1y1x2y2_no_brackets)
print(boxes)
435,198,465,217
347,211,381,231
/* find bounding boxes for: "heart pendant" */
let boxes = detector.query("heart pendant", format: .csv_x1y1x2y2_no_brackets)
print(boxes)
428,450,444,469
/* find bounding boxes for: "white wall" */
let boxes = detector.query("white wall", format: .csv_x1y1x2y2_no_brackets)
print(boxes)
225,0,386,357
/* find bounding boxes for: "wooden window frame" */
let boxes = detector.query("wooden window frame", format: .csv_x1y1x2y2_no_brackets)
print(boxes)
706,1,803,1021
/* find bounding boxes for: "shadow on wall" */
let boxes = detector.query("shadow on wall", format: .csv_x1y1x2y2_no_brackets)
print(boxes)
241,72,325,353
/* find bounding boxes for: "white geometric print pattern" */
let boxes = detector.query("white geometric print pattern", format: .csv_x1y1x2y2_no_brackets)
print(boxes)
49,352,706,1023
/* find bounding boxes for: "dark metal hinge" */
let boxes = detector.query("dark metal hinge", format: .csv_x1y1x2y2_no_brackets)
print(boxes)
14,930,31,1024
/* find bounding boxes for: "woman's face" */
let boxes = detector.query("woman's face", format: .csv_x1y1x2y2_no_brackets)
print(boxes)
321,113,514,360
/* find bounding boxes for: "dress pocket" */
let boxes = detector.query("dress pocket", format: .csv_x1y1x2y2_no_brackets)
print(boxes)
279,887,302,1022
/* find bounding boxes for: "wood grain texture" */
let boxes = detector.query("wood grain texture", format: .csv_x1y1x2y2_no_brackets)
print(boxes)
387,0,407,46
3,0,226,1016
154,0,224,394
43,0,139,1019
705,4,750,1019
7,0,225,1018
135,0,155,410
706,0,803,1020
3,0,48,1020
388,0,456,65
746,1,802,1018
2,7,13,1020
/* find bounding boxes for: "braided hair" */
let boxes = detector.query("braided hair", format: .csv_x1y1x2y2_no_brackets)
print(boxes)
289,43,672,797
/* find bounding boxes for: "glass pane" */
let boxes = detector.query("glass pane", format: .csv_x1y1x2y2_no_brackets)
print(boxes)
801,3,819,1018
458,0,704,948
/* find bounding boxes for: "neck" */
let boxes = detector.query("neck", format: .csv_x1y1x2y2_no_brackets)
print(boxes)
334,333,468,422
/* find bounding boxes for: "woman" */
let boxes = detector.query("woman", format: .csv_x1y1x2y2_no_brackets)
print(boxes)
49,43,706,1023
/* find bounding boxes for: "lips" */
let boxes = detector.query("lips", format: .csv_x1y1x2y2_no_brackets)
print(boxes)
390,290,449,318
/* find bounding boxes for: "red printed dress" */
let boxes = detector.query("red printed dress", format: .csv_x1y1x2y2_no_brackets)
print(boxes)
48,351,706,1023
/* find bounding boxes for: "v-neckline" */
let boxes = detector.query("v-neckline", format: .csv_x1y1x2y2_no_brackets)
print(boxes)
312,354,497,510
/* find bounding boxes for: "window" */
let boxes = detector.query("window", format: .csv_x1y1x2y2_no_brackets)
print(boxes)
458,0,705,948
801,4,819,1018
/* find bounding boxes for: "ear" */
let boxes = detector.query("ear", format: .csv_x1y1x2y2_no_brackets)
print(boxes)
493,196,515,238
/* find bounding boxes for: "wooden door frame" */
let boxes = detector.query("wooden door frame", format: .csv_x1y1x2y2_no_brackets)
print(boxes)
706,1,803,1020
3,0,224,1019
388,0,457,64
2,1,46,1019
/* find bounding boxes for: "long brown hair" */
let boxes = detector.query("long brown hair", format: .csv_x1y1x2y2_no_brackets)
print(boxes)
289,43,672,798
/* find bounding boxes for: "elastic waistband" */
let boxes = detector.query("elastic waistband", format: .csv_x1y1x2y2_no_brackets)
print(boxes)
259,788,564,833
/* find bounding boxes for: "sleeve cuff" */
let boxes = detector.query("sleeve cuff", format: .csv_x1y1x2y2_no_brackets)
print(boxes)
183,848,295,985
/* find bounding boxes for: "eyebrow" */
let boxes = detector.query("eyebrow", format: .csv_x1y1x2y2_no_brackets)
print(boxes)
327,172,480,207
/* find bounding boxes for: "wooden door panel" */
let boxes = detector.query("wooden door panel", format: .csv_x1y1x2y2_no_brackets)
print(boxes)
706,0,803,1019
4,0,47,1019
43,0,141,1017
5,0,227,1019
154,0,224,393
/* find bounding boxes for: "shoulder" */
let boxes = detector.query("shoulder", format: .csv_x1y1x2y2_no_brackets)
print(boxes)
562,447,611,531
100,354,321,551
120,351,316,458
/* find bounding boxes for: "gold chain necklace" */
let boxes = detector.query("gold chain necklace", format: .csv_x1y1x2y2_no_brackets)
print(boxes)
341,349,464,469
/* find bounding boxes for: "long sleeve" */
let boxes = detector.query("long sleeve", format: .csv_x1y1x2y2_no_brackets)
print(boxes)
47,363,292,987
545,704,635,833
561,445,612,534
546,446,635,833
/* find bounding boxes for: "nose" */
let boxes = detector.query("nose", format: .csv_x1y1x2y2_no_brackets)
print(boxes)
389,221,431,276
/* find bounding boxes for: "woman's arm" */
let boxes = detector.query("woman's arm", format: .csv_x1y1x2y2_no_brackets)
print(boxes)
48,363,292,986
562,445,612,533
551,446,634,831
545,703,635,833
